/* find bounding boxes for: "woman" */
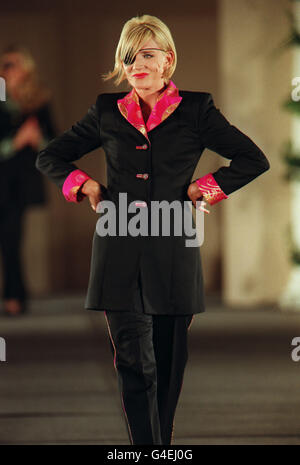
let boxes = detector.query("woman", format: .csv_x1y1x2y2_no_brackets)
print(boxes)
0,44,56,316
36,15,270,445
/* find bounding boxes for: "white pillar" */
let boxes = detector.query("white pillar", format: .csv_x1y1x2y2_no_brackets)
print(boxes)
219,0,292,308
279,0,300,310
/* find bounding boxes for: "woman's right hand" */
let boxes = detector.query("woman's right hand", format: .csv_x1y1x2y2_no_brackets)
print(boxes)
13,116,43,151
187,181,210,214
80,179,107,211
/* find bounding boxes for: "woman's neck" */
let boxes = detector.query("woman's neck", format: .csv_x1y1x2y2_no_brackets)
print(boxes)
135,82,167,111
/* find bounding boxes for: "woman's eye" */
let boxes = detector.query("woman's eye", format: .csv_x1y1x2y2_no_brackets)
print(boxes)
143,54,153,59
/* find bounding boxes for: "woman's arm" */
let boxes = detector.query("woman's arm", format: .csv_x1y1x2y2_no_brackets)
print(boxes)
193,93,270,206
0,101,18,162
35,95,102,202
0,99,56,162
0,135,17,161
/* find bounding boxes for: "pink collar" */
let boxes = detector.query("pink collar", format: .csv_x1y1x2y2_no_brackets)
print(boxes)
117,80,182,142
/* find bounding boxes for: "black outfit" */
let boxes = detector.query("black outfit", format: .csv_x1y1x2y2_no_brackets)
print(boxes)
104,269,193,445
36,91,270,315
35,89,270,444
0,97,56,304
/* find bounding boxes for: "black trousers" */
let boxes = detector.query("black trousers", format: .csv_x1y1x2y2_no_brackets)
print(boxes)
0,204,27,302
104,271,194,445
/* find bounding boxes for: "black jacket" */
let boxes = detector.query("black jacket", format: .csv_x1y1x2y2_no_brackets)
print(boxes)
35,90,270,315
0,98,56,209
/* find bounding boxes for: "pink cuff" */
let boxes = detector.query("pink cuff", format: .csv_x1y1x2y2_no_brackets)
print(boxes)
62,169,92,203
195,173,228,205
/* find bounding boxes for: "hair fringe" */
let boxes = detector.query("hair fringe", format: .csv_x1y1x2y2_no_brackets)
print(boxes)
101,14,177,87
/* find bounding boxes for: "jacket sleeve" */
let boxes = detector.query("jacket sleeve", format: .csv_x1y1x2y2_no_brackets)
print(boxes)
195,93,270,205
35,95,102,203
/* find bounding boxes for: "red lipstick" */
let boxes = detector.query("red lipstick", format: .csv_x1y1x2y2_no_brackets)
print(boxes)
133,73,149,78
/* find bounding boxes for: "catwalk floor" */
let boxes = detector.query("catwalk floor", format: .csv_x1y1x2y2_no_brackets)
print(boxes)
0,295,300,445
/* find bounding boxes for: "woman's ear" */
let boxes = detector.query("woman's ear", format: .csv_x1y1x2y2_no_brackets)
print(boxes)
167,50,174,67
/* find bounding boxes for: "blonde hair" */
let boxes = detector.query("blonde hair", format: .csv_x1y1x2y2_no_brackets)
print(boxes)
0,44,51,113
101,15,177,87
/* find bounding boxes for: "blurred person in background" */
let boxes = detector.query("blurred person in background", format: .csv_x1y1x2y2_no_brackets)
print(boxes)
0,44,56,316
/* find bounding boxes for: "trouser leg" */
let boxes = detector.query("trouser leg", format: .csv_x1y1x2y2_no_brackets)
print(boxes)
136,268,194,445
152,314,194,445
104,309,162,445
0,205,27,301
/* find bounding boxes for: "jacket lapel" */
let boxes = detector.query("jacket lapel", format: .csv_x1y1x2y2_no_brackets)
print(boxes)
117,80,182,142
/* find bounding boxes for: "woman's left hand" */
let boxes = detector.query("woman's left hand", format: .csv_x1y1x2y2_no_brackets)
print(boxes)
14,116,43,151
187,181,210,214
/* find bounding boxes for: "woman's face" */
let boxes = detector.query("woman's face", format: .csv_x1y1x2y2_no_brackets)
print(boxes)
122,38,173,91
0,52,28,92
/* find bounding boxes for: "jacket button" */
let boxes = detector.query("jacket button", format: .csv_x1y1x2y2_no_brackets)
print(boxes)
136,173,149,180
135,201,147,207
136,144,148,150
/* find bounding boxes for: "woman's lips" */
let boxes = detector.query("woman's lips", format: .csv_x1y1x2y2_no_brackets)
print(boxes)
133,73,148,78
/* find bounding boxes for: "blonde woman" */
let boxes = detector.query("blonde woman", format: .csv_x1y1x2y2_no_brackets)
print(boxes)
36,15,270,444
0,44,56,316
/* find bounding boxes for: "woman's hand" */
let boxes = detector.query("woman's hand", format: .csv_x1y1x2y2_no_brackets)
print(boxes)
187,181,210,214
80,179,107,211
13,116,43,151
